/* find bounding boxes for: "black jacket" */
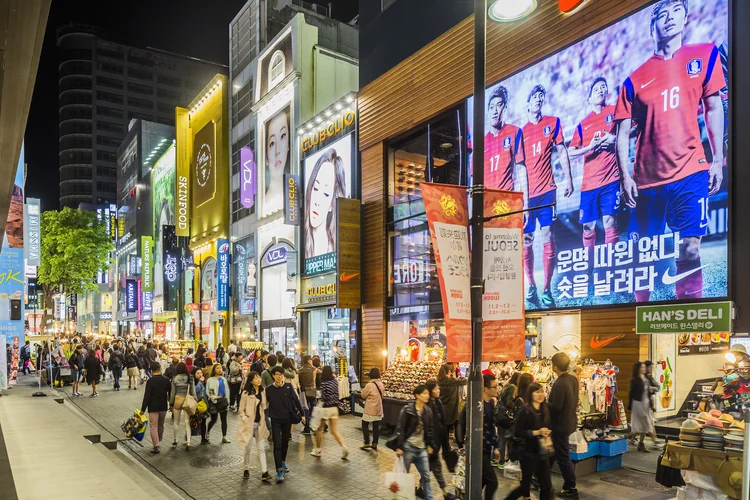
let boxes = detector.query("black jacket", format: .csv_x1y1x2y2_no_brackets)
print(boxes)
141,374,171,412
108,350,125,370
124,353,141,369
395,402,436,451
629,376,656,411
265,382,303,421
513,404,549,457
457,399,497,454
428,398,449,454
548,372,579,434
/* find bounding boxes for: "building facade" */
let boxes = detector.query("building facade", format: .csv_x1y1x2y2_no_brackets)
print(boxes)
57,25,225,209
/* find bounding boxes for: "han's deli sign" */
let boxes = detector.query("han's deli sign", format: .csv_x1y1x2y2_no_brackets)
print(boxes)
636,302,733,334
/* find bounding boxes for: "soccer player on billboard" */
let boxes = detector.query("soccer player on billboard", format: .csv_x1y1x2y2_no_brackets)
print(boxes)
522,85,574,308
569,78,620,250
615,0,725,301
484,86,528,201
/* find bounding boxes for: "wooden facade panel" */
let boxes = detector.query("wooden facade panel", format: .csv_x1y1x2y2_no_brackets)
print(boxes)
359,0,653,151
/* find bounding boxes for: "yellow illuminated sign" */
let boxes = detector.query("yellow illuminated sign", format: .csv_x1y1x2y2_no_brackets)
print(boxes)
301,111,356,152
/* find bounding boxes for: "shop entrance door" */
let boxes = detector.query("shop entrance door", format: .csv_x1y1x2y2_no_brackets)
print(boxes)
260,319,296,357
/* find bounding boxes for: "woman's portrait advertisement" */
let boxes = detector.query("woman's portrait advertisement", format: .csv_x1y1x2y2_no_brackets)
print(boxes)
263,105,291,215
302,134,353,274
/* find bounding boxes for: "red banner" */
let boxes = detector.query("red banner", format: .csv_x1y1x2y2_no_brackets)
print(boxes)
421,183,472,362
155,322,167,335
482,189,525,361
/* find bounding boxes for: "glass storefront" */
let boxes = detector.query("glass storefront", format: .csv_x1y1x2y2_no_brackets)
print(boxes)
307,308,352,371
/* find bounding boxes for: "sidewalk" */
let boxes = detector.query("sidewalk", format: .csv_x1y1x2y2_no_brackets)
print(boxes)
0,376,183,500
51,374,676,500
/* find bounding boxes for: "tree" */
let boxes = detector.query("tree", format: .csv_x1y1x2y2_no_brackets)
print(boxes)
37,207,114,332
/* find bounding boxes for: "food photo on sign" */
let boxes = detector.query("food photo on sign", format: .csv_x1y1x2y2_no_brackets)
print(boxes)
467,0,729,310
302,134,353,275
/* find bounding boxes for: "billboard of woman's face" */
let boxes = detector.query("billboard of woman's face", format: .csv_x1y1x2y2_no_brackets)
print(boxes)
303,134,352,260
263,106,291,214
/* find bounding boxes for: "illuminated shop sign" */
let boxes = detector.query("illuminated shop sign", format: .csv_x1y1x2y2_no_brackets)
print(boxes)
301,110,356,153
217,239,230,311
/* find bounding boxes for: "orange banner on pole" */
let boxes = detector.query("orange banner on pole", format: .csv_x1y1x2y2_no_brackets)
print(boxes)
482,189,525,361
421,182,472,362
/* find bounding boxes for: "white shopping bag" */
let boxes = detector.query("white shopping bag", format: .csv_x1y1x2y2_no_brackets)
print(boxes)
504,460,522,481
105,371,113,384
569,430,588,453
384,457,416,500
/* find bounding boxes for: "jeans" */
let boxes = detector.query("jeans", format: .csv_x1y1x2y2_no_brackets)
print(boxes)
271,418,291,471
112,367,122,389
497,429,508,462
428,453,446,490
361,419,380,446
551,430,576,490
229,382,242,408
504,453,552,500
403,443,432,500
482,452,499,500
244,422,268,473
208,410,228,437
148,411,167,447
303,397,316,432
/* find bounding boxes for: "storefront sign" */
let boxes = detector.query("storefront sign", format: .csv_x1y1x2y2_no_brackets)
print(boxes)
234,238,256,315
24,198,40,266
193,121,216,209
109,203,117,241
422,182,471,362
678,332,730,356
125,279,137,312
141,236,153,292
336,198,361,309
128,255,138,276
240,146,256,209
175,108,190,236
482,189,525,361
393,259,428,285
156,322,167,335
284,174,301,226
162,225,179,312
636,302,732,334
301,273,337,304
142,291,153,314
302,134,354,277
263,245,288,267
217,238,230,311
301,110,356,153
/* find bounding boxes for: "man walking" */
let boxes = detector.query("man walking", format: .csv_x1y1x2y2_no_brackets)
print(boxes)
298,355,318,435
548,352,579,499
108,342,125,391
141,361,171,454
20,340,31,375
266,366,304,483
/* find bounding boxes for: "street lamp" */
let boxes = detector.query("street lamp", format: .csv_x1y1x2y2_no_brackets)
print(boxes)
466,1,536,499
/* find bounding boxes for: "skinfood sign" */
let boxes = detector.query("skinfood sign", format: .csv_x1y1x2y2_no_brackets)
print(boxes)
301,111,355,153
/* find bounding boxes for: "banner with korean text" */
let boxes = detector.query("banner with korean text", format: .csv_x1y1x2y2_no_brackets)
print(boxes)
482,189,525,361
421,183,471,362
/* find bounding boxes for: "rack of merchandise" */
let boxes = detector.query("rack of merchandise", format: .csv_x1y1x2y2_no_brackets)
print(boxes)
381,357,442,400
166,340,195,360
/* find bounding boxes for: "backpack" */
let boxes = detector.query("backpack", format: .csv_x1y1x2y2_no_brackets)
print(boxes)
103,350,111,364
228,360,242,384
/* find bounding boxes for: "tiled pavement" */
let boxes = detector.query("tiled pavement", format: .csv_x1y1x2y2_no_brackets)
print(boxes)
53,377,675,500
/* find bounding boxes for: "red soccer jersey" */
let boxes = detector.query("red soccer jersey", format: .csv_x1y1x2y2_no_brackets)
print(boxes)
615,43,725,189
571,105,620,192
522,115,564,198
484,124,525,191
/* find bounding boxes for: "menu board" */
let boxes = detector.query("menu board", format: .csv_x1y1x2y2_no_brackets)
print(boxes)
677,332,730,356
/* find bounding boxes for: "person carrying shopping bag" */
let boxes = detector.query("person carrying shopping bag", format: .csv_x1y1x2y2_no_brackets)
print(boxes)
170,362,196,450
237,371,271,482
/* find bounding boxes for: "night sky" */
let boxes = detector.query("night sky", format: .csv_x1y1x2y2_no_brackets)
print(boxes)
25,0,358,212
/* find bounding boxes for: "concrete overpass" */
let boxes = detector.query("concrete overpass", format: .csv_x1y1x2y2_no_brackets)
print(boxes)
0,0,50,229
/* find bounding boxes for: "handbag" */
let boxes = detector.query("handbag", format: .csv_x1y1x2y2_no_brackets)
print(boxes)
196,399,208,414
184,394,198,416
213,397,229,412
288,385,303,424
384,457,416,500
538,435,554,458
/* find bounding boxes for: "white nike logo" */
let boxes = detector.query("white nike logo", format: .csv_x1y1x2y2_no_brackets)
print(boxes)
662,265,706,286
700,221,709,228
641,79,656,89
584,125,593,130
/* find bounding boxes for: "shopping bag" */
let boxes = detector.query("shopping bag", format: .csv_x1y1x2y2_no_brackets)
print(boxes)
504,460,521,481
184,394,198,416
384,457,416,500
569,430,588,453
105,371,114,385
189,414,202,436
196,399,208,414
121,410,148,441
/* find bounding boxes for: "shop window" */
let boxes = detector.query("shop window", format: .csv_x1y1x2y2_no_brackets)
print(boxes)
269,50,285,90
308,308,351,369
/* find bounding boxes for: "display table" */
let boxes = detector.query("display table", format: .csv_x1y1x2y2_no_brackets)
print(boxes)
382,397,410,429
661,443,738,476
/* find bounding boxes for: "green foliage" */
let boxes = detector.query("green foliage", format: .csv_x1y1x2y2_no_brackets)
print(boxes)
37,207,114,295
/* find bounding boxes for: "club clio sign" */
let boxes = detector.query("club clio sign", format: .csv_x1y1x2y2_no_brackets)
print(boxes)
217,238,230,311
240,146,256,209
284,174,301,226
301,110,356,153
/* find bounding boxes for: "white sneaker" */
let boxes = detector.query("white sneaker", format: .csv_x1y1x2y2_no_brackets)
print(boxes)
310,448,322,457
341,446,349,460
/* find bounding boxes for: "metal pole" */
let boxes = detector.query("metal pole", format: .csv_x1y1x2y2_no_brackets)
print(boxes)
743,408,749,500
466,0,486,498
199,253,203,344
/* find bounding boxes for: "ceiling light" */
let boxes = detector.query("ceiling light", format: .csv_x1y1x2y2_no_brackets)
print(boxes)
335,103,343,111
345,96,354,103
440,142,453,149
315,117,323,124
297,130,305,136
488,0,537,21
325,110,333,117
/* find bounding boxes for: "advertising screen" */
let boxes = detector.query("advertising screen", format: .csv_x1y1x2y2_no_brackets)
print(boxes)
152,145,176,302
467,0,728,310
262,105,291,215
302,134,353,276
234,237,256,315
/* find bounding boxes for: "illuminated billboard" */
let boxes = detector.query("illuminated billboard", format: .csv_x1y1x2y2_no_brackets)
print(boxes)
467,0,728,310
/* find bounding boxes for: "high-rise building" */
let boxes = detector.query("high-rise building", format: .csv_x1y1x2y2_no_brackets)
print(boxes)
57,25,226,209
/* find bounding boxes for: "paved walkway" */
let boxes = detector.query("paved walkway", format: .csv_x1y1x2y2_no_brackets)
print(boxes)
10,374,677,500
0,376,180,500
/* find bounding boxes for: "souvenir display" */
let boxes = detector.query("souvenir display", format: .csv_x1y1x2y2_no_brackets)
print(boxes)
381,358,441,400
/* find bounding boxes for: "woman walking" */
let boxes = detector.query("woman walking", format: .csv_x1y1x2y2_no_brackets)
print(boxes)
629,362,655,452
438,363,467,434
84,349,102,397
194,368,210,444
124,347,142,389
504,383,554,500
237,372,271,481
359,367,384,451
170,362,196,450
207,363,231,444
310,365,348,459
426,379,457,500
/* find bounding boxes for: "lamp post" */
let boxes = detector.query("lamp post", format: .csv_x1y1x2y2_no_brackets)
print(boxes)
466,0,537,498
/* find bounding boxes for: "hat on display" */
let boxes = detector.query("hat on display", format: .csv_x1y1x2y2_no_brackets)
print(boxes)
703,417,725,430
731,344,747,354
719,414,735,427
730,420,746,432
694,412,712,424
709,409,723,418
681,419,702,431
717,459,743,499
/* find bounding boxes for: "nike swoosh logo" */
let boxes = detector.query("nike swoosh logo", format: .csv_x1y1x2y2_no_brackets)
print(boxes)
641,79,656,89
662,265,706,285
590,335,625,349
700,222,709,228
584,125,593,130
340,272,359,282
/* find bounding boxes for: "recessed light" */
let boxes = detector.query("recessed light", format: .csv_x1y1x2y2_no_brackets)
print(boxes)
440,142,453,149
